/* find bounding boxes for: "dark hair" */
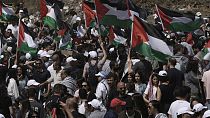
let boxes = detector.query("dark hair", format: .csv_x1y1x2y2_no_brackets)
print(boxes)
132,93,148,117
150,100,160,112
126,83,135,93
27,87,36,98
7,68,18,86
63,67,75,77
79,89,87,99
168,58,177,66
53,84,64,94
174,86,191,98
186,59,199,74
0,84,8,97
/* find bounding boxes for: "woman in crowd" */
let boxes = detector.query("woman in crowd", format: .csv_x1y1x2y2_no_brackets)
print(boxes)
7,68,19,103
17,65,28,97
185,59,202,99
134,70,147,95
143,73,161,104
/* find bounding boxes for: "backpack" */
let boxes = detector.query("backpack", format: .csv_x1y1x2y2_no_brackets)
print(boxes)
87,61,99,88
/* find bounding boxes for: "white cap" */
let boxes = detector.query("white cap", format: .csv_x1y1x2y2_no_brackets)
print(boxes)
0,114,5,118
37,50,44,55
193,103,207,112
76,17,81,21
27,80,40,86
12,65,17,69
19,10,24,13
158,70,167,77
0,55,4,59
95,71,108,79
25,53,31,60
196,12,202,16
27,23,34,28
109,48,115,53
66,57,77,63
203,110,210,118
40,51,50,58
89,51,97,58
88,99,102,109
203,53,210,61
177,107,194,116
84,51,89,57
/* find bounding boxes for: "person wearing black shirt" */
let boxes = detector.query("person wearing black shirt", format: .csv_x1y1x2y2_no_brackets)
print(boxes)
0,84,14,118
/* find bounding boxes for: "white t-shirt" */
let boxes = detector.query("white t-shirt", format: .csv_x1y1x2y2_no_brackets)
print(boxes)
144,84,158,101
168,100,190,118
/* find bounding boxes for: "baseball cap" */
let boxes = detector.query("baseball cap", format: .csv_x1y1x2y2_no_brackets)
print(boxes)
203,53,210,61
66,57,77,63
95,71,108,79
193,103,207,112
88,99,102,109
89,51,97,58
158,70,167,77
203,110,210,118
177,107,194,116
76,17,81,21
27,80,40,86
110,98,126,108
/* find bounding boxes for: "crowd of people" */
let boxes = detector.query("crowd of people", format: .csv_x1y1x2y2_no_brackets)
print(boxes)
1,1,210,118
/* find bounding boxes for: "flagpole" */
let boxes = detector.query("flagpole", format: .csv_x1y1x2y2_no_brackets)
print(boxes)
93,0,102,43
15,19,21,65
155,4,165,31
120,0,133,81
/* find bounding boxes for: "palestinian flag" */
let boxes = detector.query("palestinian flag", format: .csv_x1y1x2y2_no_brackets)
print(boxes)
127,0,148,20
18,20,37,54
43,3,62,30
0,2,18,22
59,31,72,49
108,26,127,47
94,0,131,28
40,0,48,19
156,5,202,32
82,1,96,28
132,16,173,62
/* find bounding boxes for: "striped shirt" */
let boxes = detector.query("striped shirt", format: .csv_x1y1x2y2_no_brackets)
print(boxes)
61,76,77,96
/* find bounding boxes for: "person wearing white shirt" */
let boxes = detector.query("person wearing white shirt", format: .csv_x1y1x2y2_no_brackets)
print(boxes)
168,86,191,118
95,71,110,106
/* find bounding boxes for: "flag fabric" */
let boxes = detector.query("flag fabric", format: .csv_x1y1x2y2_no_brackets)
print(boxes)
132,16,173,62
127,0,148,20
18,20,37,54
59,31,72,49
94,0,132,28
82,1,96,28
43,3,62,30
0,2,18,22
156,5,202,32
108,26,127,47
40,0,48,19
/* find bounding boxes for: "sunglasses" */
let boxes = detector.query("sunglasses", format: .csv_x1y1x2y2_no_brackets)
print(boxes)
82,85,87,87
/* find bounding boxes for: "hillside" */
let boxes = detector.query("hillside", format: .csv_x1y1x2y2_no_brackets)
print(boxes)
17,0,210,19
